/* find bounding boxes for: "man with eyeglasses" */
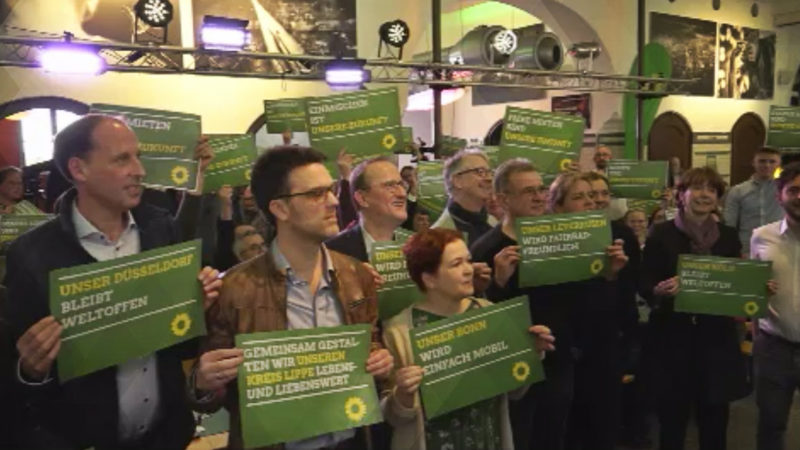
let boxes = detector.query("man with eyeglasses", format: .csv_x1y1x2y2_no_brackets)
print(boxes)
470,159,565,450
326,157,408,262
232,226,267,262
191,146,393,450
432,149,497,246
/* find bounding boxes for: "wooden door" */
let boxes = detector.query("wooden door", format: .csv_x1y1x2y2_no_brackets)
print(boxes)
648,112,693,169
730,112,766,185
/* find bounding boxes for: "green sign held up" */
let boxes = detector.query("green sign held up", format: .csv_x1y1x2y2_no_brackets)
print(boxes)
675,255,771,318
50,240,204,381
264,98,308,134
236,324,381,448
417,161,448,218
410,297,544,419
203,134,257,193
306,88,402,171
0,214,52,244
606,159,668,200
499,107,585,176
767,105,800,149
90,104,201,190
515,211,611,287
371,240,423,320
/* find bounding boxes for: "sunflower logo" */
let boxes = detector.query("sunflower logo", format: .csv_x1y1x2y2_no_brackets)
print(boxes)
559,158,573,171
344,396,367,422
382,134,397,150
651,189,662,199
512,361,530,382
590,259,605,275
170,165,190,186
744,301,760,316
170,313,192,337
244,169,251,181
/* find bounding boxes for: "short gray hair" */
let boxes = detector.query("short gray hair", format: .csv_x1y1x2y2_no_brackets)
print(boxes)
443,149,488,195
493,158,537,194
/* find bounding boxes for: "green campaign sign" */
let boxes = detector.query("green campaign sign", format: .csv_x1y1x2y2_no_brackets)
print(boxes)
90,104,201,190
410,297,543,419
371,240,423,320
306,88,402,170
0,214,52,244
607,159,668,200
417,161,447,218
50,240,204,381
203,134,257,193
499,107,585,175
515,211,611,287
264,98,308,133
440,136,467,157
236,324,381,448
626,199,662,216
402,127,413,145
483,145,500,168
767,105,800,149
675,255,771,318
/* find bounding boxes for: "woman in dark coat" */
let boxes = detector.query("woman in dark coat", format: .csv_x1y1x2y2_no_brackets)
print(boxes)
640,167,749,450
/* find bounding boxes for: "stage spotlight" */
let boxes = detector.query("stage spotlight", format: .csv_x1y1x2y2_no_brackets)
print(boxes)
378,20,410,59
40,45,105,75
324,59,370,90
201,16,250,51
135,0,174,28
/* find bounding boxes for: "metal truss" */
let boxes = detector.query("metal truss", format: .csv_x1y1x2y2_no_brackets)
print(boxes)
0,33,693,95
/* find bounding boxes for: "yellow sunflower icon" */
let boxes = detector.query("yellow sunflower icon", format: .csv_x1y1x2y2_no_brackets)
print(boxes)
170,165,190,186
244,169,252,181
744,301,759,316
651,189,662,199
559,158,573,171
590,259,605,275
344,396,367,422
170,313,192,337
382,134,397,150
512,361,530,382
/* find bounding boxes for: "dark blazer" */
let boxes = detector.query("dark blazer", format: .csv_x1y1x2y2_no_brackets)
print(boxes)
639,219,749,403
325,224,369,263
3,189,197,450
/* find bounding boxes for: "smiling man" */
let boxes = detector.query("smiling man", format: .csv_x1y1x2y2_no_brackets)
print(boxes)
432,149,497,246
326,156,408,262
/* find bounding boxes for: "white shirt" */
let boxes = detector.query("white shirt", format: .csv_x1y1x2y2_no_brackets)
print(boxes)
71,201,162,442
751,218,800,342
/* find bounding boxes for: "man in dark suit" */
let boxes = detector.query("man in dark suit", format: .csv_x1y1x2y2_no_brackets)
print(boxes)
4,115,221,450
326,156,408,262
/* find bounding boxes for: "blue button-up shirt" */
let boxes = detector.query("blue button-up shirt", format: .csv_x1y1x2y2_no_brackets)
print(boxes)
270,240,354,449
724,177,783,254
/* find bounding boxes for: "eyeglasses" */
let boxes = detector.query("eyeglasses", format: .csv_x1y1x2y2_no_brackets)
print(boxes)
274,182,338,203
367,179,407,192
455,167,493,178
508,186,549,197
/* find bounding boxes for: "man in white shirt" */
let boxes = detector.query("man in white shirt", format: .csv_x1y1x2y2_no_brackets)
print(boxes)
4,115,220,450
750,161,800,450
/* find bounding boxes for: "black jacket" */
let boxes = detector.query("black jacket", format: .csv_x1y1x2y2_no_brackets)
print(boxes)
639,220,749,403
3,189,196,450
325,224,369,263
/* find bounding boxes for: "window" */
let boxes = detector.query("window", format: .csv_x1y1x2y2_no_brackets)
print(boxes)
18,108,81,166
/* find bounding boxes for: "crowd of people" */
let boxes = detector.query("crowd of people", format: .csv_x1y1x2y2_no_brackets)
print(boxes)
0,114,797,450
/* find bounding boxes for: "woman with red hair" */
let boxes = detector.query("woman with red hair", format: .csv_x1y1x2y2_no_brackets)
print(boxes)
381,228,555,449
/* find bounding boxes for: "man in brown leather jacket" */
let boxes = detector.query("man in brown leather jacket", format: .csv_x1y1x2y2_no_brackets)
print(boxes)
191,146,393,450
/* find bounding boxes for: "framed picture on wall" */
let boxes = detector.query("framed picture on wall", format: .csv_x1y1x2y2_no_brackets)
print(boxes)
551,94,592,128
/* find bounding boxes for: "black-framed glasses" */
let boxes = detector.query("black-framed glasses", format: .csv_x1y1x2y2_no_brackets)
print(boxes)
366,179,407,192
455,167,493,178
274,182,338,203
